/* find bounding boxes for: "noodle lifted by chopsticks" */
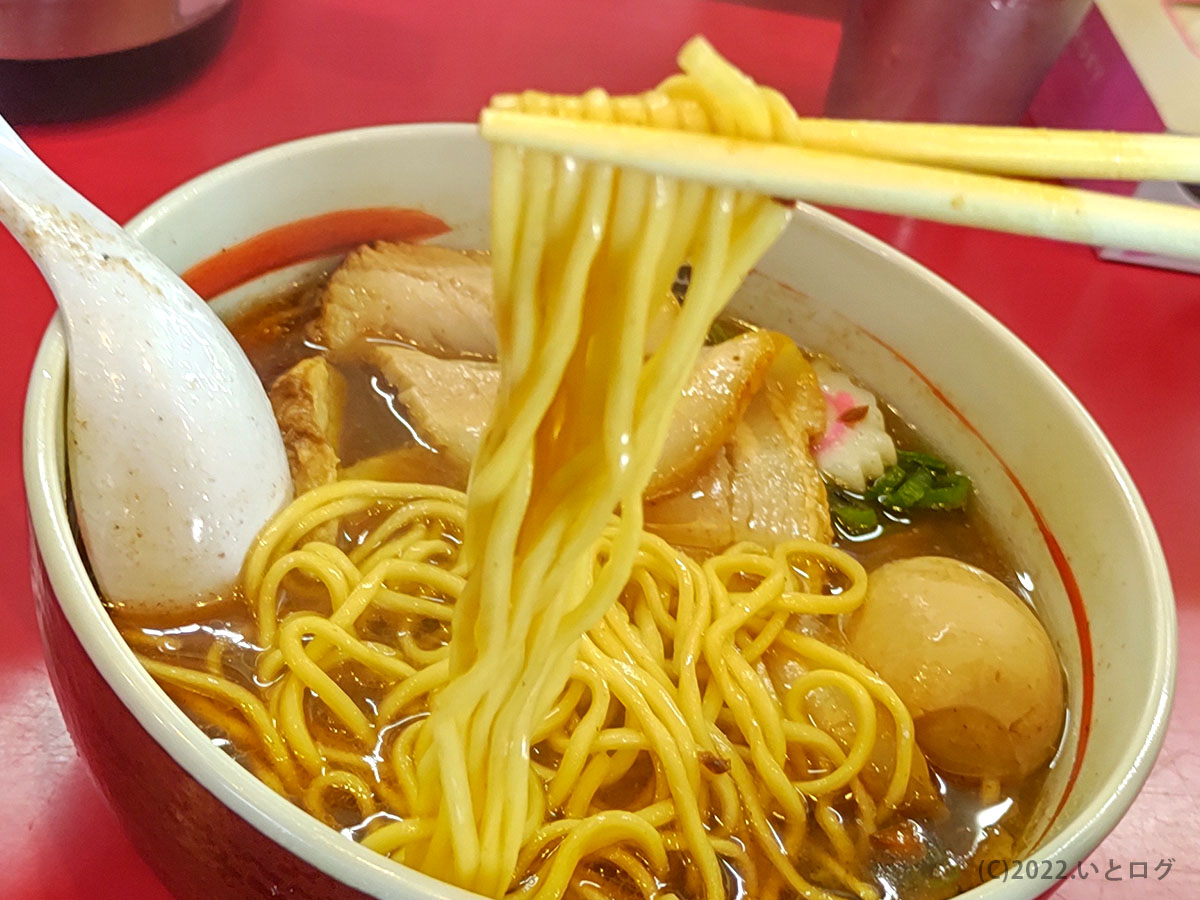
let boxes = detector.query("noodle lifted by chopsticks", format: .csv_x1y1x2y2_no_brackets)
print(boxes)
141,39,927,900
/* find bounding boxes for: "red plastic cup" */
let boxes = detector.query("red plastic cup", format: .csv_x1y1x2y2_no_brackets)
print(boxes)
824,0,1094,124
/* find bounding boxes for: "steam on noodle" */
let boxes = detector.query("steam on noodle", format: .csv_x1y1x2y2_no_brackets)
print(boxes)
138,38,925,900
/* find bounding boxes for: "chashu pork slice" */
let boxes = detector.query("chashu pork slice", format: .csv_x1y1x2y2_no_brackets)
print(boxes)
366,330,778,495
645,329,776,498
269,356,345,541
315,241,496,358
367,344,499,479
645,335,832,551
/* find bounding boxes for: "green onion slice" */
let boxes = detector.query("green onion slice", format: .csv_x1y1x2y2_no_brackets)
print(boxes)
832,503,878,535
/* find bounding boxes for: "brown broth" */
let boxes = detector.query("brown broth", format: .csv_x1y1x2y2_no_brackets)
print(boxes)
229,277,459,480
111,274,1062,900
230,278,326,386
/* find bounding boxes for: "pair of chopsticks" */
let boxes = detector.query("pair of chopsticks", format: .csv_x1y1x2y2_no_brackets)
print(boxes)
480,110,1200,262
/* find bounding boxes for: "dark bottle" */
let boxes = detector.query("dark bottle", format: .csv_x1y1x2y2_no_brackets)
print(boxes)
0,0,239,123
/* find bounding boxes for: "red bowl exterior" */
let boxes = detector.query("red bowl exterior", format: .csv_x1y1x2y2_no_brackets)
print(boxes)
29,537,373,900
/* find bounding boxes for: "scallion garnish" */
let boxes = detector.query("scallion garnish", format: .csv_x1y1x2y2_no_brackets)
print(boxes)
914,472,971,510
865,465,906,498
896,449,949,472
878,467,934,510
832,449,972,539
872,450,971,513
832,503,878,535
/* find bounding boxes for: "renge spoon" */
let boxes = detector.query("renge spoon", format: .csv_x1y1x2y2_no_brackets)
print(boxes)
1,113,292,613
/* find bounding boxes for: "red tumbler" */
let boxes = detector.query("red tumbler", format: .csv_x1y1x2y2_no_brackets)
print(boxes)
825,0,1094,124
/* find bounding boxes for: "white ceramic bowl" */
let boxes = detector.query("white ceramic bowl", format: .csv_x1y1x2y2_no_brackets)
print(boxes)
24,123,1176,900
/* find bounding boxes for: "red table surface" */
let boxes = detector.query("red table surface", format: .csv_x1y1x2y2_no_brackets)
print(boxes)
1,2,1196,898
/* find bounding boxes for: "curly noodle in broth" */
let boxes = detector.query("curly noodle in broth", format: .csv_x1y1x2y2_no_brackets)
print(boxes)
115,35,1066,900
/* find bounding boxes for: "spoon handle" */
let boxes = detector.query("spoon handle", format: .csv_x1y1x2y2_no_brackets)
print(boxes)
0,112,192,343
0,113,124,263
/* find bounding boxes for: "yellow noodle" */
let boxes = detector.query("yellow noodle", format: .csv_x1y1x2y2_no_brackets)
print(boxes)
303,770,378,827
528,812,669,900
257,548,353,648
785,670,878,795
246,757,288,797
815,801,857,869
135,38,932,900
398,632,452,669
277,614,413,742
170,688,258,748
547,664,612,809
277,670,324,775
563,753,612,819
362,818,435,857
140,657,300,793
599,746,644,786
533,679,588,744
391,722,425,812
776,631,915,811
599,847,660,900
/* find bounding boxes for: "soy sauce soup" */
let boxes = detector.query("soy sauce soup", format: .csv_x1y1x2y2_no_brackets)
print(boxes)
112,264,1067,900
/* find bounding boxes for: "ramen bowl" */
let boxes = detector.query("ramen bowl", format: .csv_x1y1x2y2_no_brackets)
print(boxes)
23,124,1176,900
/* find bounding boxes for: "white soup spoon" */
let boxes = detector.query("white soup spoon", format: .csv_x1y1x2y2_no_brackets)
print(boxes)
1,113,292,613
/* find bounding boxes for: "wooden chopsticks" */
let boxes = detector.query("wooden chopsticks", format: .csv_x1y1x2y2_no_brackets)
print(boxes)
776,118,1200,183
480,109,1200,262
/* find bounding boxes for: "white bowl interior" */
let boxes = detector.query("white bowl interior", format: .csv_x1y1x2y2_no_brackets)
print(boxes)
24,123,1175,900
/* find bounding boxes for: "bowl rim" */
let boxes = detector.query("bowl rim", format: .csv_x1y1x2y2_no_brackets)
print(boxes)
22,121,1177,900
